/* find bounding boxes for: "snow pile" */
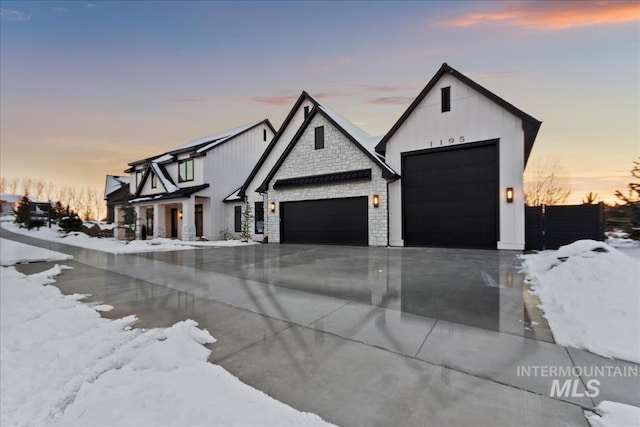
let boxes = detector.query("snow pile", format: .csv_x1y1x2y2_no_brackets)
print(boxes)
605,230,640,249
2,222,256,254
521,240,640,363
1,266,333,426
0,238,73,266
586,401,640,427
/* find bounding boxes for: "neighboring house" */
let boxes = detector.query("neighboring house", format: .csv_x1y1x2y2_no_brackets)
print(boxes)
0,194,21,216
375,63,541,250
104,175,131,223
258,103,398,246
123,120,275,240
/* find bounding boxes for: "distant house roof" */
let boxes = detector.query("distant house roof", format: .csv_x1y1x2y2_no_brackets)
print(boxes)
375,63,542,164
127,119,275,168
258,105,399,193
0,194,22,204
104,175,130,199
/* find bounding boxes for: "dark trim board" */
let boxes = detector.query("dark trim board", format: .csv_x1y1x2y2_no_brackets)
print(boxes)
401,139,499,249
273,169,372,190
280,196,368,246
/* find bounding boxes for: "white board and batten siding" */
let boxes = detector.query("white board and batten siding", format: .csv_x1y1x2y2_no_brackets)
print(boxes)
386,73,526,250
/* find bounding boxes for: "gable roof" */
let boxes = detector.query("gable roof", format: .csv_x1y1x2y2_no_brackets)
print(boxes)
257,105,399,193
104,175,130,199
127,119,275,167
235,91,318,198
375,63,542,164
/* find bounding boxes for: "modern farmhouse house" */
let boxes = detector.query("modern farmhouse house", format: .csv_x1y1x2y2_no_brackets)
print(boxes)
120,120,275,240
112,63,539,249
376,63,541,250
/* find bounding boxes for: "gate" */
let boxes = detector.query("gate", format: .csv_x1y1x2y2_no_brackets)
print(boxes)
525,203,605,250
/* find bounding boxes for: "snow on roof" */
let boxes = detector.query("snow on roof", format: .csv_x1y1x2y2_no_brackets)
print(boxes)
104,176,130,198
149,162,179,193
307,95,398,177
171,120,263,152
152,154,174,163
0,194,22,203
223,187,243,202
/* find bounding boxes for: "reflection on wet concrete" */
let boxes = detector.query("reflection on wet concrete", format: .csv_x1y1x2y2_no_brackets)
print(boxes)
137,244,552,342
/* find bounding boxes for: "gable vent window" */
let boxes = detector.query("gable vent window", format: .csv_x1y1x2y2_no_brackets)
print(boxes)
314,126,324,150
263,128,267,142
136,170,144,187
178,159,194,182
441,86,451,112
304,106,310,119
151,174,157,189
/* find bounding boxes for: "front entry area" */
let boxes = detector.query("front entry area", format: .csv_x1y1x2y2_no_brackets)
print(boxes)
280,197,368,246
402,141,498,249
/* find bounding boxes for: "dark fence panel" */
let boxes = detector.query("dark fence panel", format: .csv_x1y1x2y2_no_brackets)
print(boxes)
525,206,543,251
525,203,605,250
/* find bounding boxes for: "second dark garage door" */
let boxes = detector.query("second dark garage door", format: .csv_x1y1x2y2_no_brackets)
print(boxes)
402,141,498,249
280,197,368,246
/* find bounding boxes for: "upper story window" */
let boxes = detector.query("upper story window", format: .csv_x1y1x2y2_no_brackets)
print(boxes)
178,159,194,182
136,170,144,187
441,86,451,112
151,174,157,189
314,126,324,150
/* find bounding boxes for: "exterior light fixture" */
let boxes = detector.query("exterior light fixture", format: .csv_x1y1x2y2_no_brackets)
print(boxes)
179,211,183,219
269,202,276,213
373,195,380,208
506,187,514,203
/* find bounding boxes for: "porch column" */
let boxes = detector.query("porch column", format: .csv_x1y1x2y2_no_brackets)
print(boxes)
134,205,143,239
114,206,124,240
154,204,165,238
181,199,196,241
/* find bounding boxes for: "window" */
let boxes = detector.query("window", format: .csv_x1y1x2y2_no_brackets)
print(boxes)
151,174,157,189
263,128,267,142
315,126,324,150
234,206,242,232
304,106,310,119
255,202,264,234
178,159,194,182
136,170,143,187
441,86,451,112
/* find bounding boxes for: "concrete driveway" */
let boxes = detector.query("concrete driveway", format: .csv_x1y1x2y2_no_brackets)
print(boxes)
4,228,638,426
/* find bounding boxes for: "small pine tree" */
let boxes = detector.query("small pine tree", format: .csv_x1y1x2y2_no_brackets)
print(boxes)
14,196,31,227
241,198,253,242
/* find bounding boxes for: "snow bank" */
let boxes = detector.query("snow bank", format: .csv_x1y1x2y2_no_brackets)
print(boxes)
521,240,640,363
586,401,640,427
0,266,333,427
0,238,73,266
2,222,257,254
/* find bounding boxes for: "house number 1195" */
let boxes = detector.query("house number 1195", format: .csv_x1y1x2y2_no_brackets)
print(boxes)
430,136,465,147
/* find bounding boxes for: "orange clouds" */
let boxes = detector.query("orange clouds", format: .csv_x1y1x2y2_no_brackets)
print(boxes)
447,1,640,30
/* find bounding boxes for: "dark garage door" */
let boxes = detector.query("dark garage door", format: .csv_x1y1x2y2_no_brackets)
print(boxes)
281,197,368,246
402,142,498,249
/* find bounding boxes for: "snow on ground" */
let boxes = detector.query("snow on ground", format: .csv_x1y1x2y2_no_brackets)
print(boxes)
1,251,333,426
1,222,256,254
521,240,640,364
0,238,73,266
586,401,640,427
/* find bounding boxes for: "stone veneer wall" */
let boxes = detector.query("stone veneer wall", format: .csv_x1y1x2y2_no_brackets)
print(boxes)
265,114,388,246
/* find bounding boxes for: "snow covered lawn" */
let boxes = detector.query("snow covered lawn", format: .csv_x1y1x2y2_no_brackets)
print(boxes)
0,238,73,266
521,240,640,364
586,401,640,427
0,245,332,426
1,222,256,254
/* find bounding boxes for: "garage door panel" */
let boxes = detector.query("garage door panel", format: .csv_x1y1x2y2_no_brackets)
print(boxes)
403,143,498,249
281,197,368,246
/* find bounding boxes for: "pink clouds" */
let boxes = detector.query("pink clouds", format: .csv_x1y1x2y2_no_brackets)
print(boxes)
447,1,640,30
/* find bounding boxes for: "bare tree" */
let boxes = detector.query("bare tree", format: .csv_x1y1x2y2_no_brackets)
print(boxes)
67,187,78,213
524,158,571,206
0,177,6,194
45,182,57,201
57,186,70,209
89,188,105,221
615,157,640,204
33,179,46,200
7,178,19,195
21,178,33,196
582,192,599,204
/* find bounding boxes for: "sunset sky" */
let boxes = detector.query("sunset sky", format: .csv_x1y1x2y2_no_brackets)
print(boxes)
1,0,638,205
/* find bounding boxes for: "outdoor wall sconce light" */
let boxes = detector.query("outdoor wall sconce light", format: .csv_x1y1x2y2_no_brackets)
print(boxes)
269,202,276,213
179,211,183,219
506,187,514,203
373,195,380,208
